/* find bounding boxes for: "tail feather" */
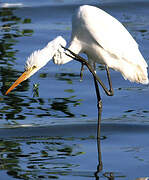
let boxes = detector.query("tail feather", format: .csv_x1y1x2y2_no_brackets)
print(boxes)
120,61,148,84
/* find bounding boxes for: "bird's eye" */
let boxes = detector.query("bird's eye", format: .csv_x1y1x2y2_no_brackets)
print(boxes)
32,65,37,69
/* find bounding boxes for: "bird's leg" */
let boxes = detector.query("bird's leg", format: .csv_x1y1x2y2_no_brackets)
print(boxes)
93,76,103,173
94,137,103,179
93,64,103,175
80,63,84,81
62,46,104,172
62,46,114,96
105,65,113,95
93,76,102,139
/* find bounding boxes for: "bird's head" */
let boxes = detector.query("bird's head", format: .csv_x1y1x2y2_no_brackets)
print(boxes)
5,36,66,95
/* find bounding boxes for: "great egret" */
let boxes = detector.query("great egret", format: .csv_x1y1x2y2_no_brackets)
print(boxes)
5,5,148,138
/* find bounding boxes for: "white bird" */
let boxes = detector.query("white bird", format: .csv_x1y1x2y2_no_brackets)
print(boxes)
5,5,148,95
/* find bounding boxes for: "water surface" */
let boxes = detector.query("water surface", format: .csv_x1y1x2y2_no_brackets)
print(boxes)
0,0,149,179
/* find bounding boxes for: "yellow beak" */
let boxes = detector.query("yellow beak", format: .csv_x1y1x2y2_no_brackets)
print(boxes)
5,69,33,95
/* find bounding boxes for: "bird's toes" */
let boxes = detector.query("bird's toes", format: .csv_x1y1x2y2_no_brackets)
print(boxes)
53,46,65,65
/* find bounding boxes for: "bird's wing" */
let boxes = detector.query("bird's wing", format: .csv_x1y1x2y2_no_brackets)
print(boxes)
81,6,147,67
